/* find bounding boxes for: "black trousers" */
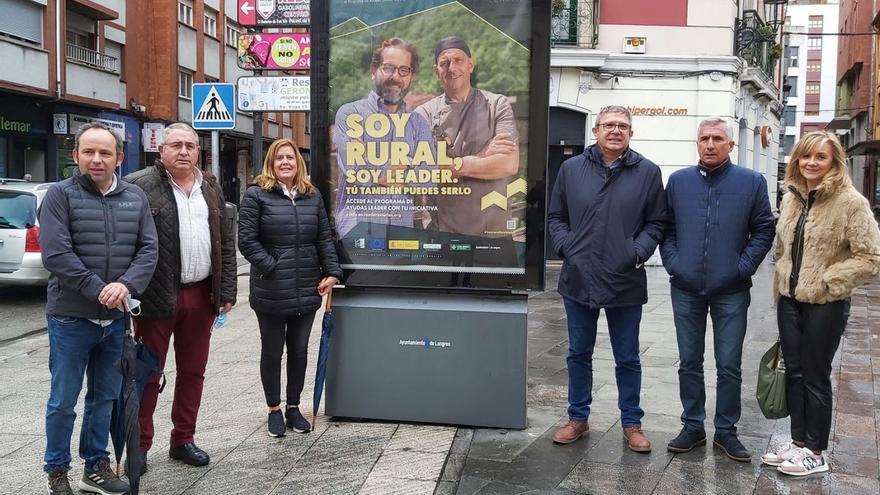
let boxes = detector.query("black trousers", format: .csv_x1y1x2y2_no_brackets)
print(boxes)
777,296,848,451
255,311,317,408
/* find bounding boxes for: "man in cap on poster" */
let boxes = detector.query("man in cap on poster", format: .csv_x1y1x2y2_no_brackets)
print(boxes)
333,37,435,237
414,35,520,237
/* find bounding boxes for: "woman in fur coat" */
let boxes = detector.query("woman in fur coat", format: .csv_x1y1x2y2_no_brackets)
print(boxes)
761,131,880,476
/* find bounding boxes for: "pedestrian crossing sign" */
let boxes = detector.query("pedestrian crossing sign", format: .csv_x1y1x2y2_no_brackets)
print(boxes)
192,83,236,129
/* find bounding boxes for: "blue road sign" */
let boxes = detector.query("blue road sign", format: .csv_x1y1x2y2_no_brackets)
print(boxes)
192,83,236,129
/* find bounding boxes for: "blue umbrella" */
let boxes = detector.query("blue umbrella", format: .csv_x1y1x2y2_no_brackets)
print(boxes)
312,292,334,428
111,312,160,494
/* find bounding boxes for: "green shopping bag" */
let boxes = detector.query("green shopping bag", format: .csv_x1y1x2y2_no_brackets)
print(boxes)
756,340,788,419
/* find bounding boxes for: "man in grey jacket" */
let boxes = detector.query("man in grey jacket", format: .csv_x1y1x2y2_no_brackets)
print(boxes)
39,122,158,495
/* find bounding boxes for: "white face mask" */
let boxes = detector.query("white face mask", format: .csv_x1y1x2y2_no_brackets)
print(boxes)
127,296,142,317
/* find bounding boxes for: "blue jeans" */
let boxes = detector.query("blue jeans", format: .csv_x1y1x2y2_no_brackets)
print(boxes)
671,286,750,435
563,298,644,427
44,316,123,473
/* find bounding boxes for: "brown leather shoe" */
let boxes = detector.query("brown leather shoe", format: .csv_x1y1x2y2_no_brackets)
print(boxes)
553,420,589,444
623,426,652,453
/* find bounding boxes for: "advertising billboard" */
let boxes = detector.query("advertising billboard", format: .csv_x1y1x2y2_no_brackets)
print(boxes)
238,0,309,27
237,33,310,70
328,0,547,290
237,75,311,111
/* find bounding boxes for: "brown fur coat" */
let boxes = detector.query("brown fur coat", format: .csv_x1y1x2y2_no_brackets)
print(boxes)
775,171,880,303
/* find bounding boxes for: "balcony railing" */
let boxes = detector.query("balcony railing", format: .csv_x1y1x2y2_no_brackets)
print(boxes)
735,10,780,78
551,0,599,49
66,43,119,73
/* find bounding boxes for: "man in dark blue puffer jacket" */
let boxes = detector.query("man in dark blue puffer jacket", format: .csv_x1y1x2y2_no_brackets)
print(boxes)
661,117,775,462
39,122,158,495
547,105,667,452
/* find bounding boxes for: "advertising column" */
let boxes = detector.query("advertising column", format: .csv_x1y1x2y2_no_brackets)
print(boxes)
321,0,549,428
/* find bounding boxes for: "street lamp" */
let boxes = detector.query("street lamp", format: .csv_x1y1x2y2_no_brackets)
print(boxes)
763,0,788,30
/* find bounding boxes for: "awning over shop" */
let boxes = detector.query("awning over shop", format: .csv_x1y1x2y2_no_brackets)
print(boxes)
847,140,880,156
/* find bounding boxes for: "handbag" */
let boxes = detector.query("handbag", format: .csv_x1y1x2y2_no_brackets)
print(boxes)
756,340,788,419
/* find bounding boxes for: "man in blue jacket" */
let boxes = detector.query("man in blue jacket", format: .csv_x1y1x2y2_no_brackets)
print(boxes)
661,118,775,462
39,122,158,494
547,106,667,452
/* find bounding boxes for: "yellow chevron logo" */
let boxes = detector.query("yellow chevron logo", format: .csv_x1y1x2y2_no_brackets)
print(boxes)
481,191,507,211
507,178,527,197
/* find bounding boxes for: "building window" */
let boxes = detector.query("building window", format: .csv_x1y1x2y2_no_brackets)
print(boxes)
788,76,798,97
806,62,821,73
304,112,311,134
204,8,217,37
205,76,218,84
178,0,193,27
808,16,823,29
805,83,820,95
66,29,94,50
225,22,241,47
804,102,819,116
179,69,193,99
783,106,796,126
785,46,799,68
807,37,822,49
0,0,43,44
782,135,795,156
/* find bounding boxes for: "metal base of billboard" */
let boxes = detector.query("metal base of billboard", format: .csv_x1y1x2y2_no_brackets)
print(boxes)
325,288,528,429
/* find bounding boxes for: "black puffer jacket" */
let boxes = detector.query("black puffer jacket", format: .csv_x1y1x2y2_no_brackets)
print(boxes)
125,162,237,318
238,184,342,315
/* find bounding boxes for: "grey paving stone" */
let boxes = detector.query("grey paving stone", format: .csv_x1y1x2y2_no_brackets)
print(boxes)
467,407,563,462
754,471,880,495
557,460,661,494
652,458,758,494
385,424,456,454
358,475,436,494
368,449,447,481
440,453,467,483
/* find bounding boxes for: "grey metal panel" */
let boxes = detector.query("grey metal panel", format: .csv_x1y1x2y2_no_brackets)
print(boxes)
326,290,528,429
204,38,220,79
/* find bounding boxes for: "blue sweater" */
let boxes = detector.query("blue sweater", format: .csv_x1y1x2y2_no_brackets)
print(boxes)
660,162,775,296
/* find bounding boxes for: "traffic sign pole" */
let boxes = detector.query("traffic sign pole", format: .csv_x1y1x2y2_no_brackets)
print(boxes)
211,130,220,179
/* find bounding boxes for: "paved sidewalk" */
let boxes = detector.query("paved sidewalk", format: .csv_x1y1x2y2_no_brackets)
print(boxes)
0,264,878,494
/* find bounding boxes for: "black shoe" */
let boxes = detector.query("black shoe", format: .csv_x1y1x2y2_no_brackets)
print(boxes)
667,427,707,453
285,406,311,433
268,409,286,437
169,443,210,466
713,432,751,462
123,457,147,477
46,470,74,495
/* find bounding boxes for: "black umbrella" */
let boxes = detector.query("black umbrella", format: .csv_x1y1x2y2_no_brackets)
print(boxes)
111,312,159,495
312,291,334,429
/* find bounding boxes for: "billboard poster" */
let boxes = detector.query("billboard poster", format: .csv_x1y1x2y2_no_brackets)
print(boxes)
328,0,541,287
237,33,311,70
238,0,310,27
237,75,311,111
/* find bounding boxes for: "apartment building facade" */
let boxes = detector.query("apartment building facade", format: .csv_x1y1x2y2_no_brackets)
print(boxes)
0,0,308,203
781,0,839,167
549,0,785,213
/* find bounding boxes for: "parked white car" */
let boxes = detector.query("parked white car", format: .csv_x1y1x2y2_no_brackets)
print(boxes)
0,179,52,286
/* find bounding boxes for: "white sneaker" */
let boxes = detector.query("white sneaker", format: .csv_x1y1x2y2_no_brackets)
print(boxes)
761,441,801,466
777,448,829,476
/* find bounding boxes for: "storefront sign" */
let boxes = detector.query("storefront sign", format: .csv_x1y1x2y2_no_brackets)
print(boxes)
53,114,68,134
0,116,32,133
237,75,310,111
237,33,310,70
69,114,126,139
626,106,688,116
238,0,309,27
142,123,165,152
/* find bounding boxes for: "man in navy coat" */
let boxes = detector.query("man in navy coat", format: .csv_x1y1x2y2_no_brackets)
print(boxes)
661,118,775,462
547,105,667,452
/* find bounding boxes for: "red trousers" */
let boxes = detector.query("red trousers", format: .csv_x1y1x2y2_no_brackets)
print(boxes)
134,279,215,452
